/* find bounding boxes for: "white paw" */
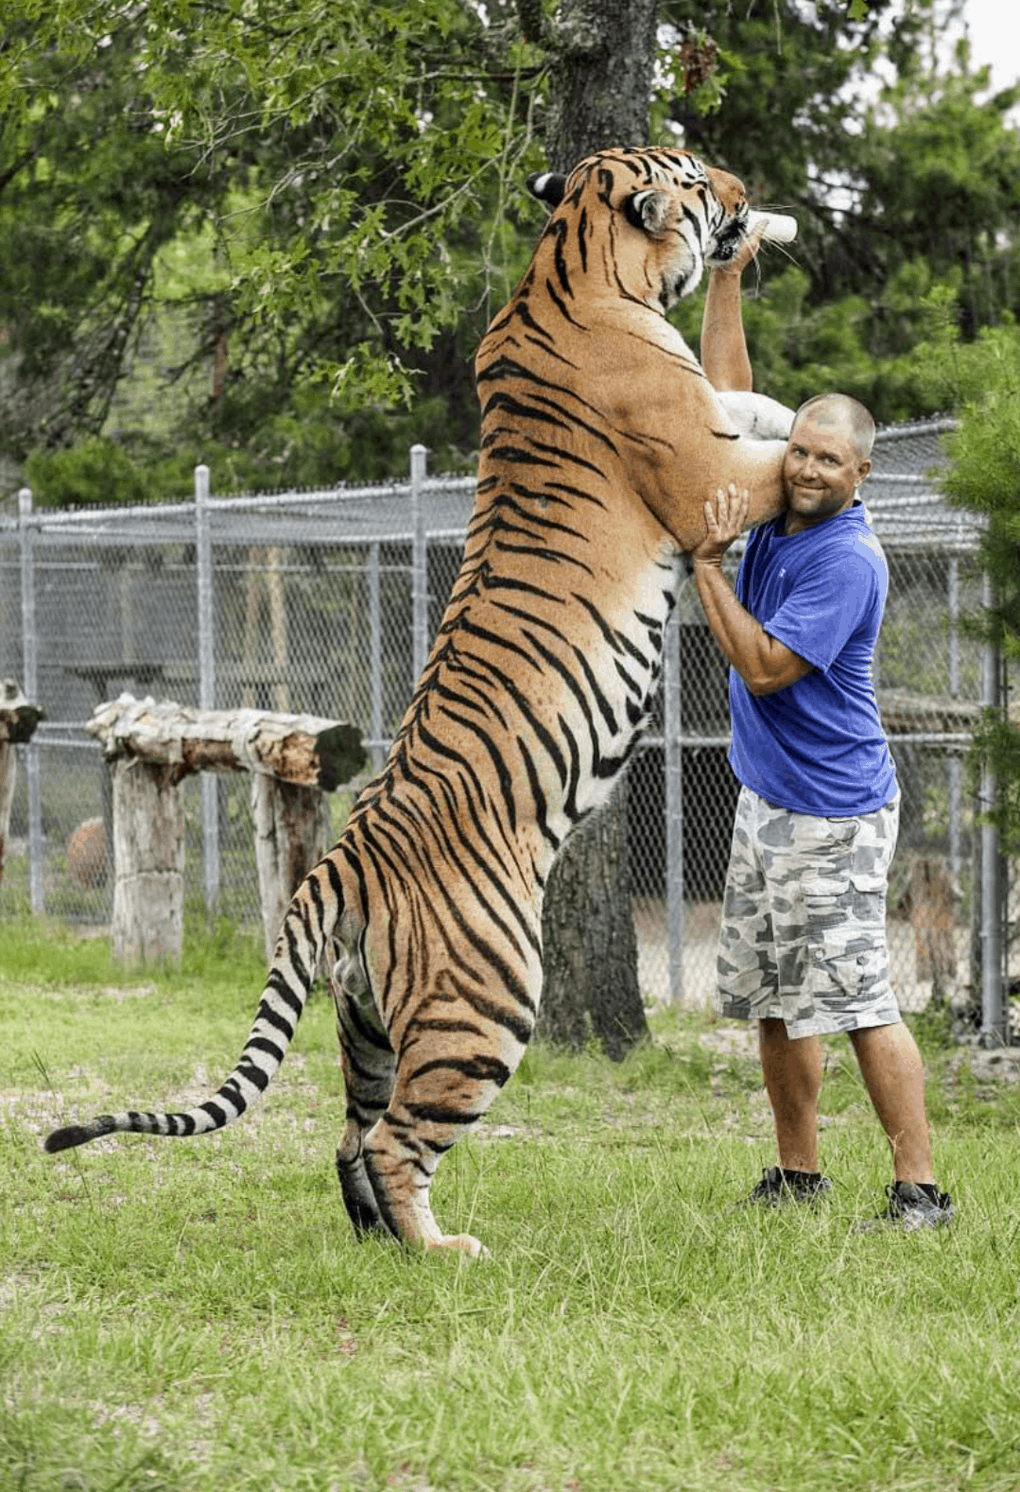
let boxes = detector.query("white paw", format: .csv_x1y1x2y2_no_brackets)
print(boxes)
716,390,796,442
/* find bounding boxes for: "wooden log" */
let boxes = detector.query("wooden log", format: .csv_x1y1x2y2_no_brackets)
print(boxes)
86,694,365,790
910,856,957,997
111,759,185,965
251,773,333,964
0,677,44,890
878,687,1019,736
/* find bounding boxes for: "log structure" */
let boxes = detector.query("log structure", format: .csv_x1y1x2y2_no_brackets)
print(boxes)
0,678,44,889
879,687,1019,737
87,694,366,965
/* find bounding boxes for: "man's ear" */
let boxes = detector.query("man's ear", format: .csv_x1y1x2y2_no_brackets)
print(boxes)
527,171,566,209
856,459,873,486
623,189,672,236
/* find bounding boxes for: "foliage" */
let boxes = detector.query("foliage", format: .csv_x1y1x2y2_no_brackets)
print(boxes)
4,0,1020,488
927,317,1020,849
660,1,1020,424
658,0,896,226
23,436,152,508
850,58,1020,334
0,9,224,453
0,0,546,477
25,391,475,506
673,257,973,421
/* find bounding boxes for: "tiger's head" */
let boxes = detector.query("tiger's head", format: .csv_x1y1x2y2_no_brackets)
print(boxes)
526,145,749,313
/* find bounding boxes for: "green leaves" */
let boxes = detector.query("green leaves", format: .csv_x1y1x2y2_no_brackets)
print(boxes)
928,316,1020,846
5,0,1020,486
2,0,550,463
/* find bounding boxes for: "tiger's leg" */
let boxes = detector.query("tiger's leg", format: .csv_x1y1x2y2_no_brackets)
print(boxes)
331,953,397,1238
360,993,536,1257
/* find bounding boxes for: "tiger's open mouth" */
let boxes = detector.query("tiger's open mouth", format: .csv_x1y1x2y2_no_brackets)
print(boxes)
707,215,749,269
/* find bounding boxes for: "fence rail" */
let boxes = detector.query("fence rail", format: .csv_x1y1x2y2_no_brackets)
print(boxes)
0,423,1013,1037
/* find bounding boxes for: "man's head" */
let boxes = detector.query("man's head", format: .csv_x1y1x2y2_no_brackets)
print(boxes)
782,393,874,535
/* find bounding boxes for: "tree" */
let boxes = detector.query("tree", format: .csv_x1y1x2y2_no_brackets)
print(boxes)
0,0,547,469
0,11,223,453
657,2,1020,424
10,0,1016,467
519,0,660,1056
921,317,1020,849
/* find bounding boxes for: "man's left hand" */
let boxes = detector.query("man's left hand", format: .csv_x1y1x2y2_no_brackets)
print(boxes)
690,483,751,565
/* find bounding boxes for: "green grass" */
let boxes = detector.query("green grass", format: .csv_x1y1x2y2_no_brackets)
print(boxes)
3,923,1020,1491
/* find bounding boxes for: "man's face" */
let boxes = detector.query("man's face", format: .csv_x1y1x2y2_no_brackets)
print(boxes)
781,405,871,535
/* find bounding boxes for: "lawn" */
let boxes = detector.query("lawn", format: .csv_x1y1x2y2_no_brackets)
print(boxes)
2,919,1019,1492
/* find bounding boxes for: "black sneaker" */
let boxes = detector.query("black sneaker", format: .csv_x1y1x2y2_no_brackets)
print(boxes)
741,1165,833,1207
864,1180,954,1231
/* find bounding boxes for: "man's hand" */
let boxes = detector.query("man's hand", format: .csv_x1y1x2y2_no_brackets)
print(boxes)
690,483,813,696
690,483,751,566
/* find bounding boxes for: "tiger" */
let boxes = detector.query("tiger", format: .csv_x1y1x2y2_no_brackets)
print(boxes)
46,145,791,1257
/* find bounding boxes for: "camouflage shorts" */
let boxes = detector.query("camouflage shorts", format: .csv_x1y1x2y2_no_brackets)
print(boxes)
716,786,902,1039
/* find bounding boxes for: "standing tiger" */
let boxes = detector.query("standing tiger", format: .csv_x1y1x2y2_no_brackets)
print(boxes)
46,146,791,1256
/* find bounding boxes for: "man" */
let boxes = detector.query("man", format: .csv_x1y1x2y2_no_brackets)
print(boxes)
692,234,952,1228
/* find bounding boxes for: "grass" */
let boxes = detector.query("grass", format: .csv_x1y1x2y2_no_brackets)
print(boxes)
2,920,1020,1492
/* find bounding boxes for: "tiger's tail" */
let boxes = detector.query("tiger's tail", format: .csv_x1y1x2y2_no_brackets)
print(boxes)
44,857,346,1155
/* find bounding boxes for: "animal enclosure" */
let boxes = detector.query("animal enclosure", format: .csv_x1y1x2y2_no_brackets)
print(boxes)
0,422,1013,1029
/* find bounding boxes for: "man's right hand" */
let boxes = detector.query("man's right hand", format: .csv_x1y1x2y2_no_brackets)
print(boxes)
690,483,751,566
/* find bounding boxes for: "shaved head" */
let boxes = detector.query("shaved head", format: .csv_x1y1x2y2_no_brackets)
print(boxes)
793,393,875,461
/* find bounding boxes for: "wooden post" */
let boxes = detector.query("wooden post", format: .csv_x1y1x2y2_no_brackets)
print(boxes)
111,759,185,964
0,678,44,889
0,737,16,888
251,773,332,963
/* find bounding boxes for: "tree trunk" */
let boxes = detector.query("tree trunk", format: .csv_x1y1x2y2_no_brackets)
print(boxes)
537,775,648,1059
533,0,661,1056
544,0,660,171
251,773,332,964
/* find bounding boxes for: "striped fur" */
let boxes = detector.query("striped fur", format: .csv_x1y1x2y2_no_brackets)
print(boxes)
46,147,789,1255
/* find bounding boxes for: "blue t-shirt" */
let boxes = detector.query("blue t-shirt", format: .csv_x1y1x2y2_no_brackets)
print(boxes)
728,500,897,816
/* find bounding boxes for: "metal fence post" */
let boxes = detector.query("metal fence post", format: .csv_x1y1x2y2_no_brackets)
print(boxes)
947,555,961,880
369,540,383,772
663,606,685,1004
195,463,220,919
17,487,44,914
410,444,428,684
979,573,1005,1043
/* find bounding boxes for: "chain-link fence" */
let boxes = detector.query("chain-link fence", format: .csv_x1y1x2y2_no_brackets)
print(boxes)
0,423,1013,1032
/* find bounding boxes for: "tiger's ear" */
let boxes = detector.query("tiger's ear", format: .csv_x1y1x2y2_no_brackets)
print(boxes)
527,171,566,209
624,190,672,236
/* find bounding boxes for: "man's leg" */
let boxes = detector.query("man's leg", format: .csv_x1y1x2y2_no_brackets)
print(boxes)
848,1020,935,1183
759,1017,823,1172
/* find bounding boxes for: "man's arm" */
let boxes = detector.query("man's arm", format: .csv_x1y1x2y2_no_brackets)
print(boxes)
691,486,813,698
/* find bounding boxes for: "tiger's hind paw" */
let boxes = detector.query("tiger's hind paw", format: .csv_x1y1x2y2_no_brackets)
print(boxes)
336,1143,388,1237
427,1233,489,1259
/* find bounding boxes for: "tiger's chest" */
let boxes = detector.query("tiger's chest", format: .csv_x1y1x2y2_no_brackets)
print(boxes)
441,528,681,825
